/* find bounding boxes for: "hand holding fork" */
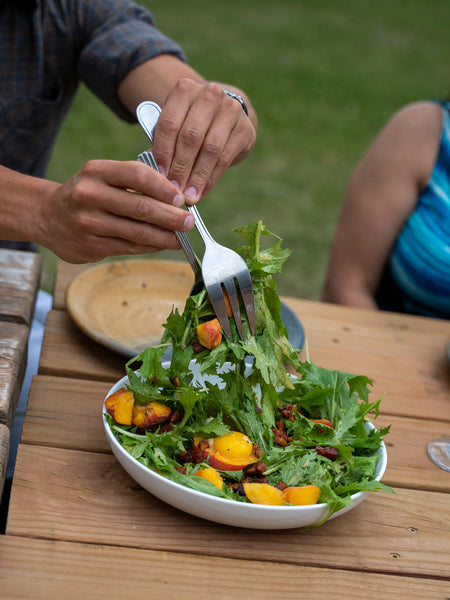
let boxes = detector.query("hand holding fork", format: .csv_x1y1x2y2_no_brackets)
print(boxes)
136,101,255,339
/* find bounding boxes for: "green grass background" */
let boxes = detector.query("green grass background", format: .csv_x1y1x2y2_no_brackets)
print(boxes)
41,0,449,298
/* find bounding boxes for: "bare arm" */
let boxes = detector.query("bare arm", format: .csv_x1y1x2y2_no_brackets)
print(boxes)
118,54,257,203
1,56,257,264
321,101,442,309
0,160,194,263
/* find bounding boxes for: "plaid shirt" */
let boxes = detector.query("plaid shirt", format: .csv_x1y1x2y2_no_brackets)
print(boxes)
0,0,185,177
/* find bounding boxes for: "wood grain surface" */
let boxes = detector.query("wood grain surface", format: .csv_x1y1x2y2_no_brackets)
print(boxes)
0,321,29,427
1,536,449,600
3,259,449,598
0,424,9,497
0,249,41,325
7,444,450,579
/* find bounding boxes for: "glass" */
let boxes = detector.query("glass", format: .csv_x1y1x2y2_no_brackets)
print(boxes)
427,437,450,472
426,341,450,472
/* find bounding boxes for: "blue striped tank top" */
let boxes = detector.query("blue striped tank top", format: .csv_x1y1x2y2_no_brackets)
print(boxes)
377,100,450,319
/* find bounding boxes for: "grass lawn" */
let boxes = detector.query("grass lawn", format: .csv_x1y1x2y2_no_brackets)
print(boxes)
42,0,449,299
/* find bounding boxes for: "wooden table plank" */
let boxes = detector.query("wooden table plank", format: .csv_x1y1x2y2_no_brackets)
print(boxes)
0,249,41,326
1,536,448,600
0,321,29,428
0,423,9,498
6,444,450,579
39,309,126,381
20,375,450,494
52,262,89,310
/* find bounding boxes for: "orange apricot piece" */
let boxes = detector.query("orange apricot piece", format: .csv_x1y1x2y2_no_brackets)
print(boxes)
105,388,135,425
131,401,171,428
194,467,224,490
283,485,321,506
223,289,233,318
196,318,222,349
310,419,333,429
243,483,284,506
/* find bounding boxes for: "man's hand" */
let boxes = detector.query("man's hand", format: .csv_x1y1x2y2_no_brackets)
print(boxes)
118,54,257,204
32,160,195,263
152,78,256,203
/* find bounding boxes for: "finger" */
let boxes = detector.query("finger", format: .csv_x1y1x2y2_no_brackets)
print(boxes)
74,208,183,253
182,104,243,203
162,84,231,194
90,185,194,233
86,160,185,208
151,79,198,176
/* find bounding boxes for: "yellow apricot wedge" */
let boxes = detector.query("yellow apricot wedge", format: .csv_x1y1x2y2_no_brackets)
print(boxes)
283,485,321,505
197,318,222,349
243,483,284,506
131,401,171,428
194,467,224,490
105,388,135,425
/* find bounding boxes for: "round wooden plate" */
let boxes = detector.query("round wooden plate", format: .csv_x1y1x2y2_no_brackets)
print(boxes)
66,259,193,357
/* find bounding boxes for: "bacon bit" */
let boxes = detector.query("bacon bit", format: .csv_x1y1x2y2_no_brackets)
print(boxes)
158,422,174,433
243,461,267,478
192,340,206,355
280,403,297,421
274,481,288,491
169,409,183,424
315,446,339,461
253,444,263,459
272,428,288,447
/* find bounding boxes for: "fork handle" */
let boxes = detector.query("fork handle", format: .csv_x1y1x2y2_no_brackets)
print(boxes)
187,205,215,246
137,151,202,278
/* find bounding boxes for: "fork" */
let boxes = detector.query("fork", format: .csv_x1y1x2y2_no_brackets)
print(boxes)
186,204,256,339
135,101,256,339
137,151,204,296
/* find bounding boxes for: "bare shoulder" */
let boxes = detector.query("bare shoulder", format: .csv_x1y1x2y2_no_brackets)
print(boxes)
388,101,442,179
363,101,443,190
390,100,442,137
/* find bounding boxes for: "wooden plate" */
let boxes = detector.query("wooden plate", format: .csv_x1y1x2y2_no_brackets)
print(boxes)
66,259,193,358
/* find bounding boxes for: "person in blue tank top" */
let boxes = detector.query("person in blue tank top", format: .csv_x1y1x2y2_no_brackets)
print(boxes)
322,99,450,319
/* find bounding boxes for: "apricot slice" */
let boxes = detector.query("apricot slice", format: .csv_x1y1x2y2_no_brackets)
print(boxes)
223,289,233,318
105,388,135,425
131,401,171,428
283,485,321,505
243,483,284,506
310,419,333,429
194,432,259,471
194,467,224,490
196,318,222,349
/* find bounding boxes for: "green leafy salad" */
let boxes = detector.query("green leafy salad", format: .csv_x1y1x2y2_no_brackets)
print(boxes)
105,222,392,524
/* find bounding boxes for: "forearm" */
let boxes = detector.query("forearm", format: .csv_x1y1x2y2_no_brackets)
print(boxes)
118,54,257,131
0,166,58,245
321,280,379,310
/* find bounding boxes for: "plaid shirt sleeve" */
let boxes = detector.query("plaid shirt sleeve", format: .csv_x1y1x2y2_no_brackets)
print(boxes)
75,0,187,121
0,0,187,176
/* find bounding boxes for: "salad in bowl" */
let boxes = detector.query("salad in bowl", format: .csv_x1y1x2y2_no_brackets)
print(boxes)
103,222,391,528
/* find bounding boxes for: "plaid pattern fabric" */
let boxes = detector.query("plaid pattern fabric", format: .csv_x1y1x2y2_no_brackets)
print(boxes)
0,0,185,177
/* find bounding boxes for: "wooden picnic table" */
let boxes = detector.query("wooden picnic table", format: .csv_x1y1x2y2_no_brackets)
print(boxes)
1,258,449,599
0,249,41,496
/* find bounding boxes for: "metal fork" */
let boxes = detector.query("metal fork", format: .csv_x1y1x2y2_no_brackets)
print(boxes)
186,204,256,339
135,101,256,338
137,151,203,296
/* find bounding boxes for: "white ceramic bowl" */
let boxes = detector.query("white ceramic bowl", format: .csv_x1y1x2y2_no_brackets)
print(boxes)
103,368,387,529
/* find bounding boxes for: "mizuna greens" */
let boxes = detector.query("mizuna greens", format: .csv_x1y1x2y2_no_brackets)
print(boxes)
105,222,392,524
